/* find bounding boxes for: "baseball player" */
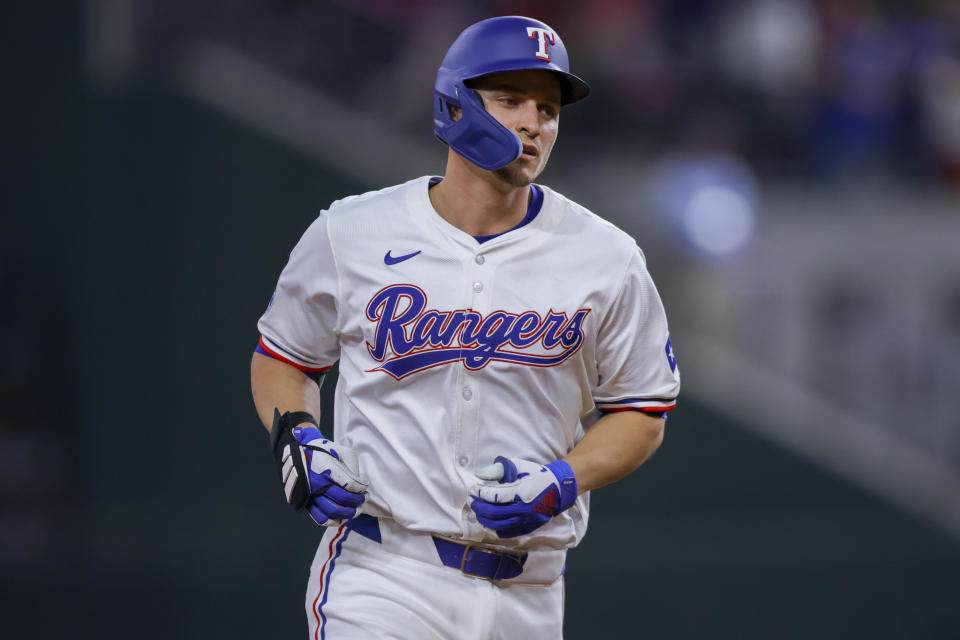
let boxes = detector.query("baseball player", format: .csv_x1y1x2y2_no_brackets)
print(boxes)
251,15,680,639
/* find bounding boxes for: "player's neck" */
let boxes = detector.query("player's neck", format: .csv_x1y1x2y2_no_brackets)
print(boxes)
430,153,531,237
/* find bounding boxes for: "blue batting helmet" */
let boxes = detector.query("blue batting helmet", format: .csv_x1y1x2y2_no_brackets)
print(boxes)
433,16,591,171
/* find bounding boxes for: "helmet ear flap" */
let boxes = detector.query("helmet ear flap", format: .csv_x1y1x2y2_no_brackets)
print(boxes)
435,80,523,171
437,96,456,120
432,91,457,136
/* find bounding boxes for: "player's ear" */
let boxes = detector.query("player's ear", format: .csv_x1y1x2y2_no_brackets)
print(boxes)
448,104,462,121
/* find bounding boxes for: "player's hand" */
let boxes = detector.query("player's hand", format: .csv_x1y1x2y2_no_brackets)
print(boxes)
469,456,578,538
270,410,368,526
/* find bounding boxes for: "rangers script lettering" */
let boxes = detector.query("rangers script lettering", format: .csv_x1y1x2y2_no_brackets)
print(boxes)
365,284,590,379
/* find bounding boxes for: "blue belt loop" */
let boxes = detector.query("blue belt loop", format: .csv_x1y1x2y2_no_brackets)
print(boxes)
345,514,381,543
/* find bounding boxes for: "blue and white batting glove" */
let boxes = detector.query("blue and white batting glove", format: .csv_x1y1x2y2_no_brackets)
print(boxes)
469,456,578,538
270,410,368,526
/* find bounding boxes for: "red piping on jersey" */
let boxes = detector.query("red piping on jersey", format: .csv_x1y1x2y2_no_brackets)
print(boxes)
312,525,346,640
258,336,331,374
600,404,677,413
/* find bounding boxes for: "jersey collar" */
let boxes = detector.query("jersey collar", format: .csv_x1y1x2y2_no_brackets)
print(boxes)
409,176,558,252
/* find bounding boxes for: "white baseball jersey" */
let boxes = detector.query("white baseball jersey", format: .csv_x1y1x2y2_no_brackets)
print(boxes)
258,175,680,553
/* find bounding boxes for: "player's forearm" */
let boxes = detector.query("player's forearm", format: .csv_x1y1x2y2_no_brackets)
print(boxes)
250,352,324,433
562,411,665,494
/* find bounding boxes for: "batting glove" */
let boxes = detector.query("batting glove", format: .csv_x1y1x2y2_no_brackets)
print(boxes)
270,409,368,526
470,456,578,538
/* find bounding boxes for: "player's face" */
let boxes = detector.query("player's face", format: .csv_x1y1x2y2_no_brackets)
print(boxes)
470,70,562,187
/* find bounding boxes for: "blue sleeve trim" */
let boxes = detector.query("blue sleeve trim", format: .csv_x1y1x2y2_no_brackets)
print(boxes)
598,408,668,418
254,340,326,384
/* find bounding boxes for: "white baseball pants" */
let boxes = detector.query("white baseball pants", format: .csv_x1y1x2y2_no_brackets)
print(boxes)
304,521,565,639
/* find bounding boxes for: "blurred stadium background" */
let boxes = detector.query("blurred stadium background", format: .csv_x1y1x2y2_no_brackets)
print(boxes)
4,1,960,638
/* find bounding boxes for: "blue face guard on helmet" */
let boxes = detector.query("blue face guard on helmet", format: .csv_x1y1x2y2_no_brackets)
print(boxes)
433,16,591,171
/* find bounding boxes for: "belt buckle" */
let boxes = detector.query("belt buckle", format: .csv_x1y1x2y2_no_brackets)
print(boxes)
458,543,523,582
459,543,495,581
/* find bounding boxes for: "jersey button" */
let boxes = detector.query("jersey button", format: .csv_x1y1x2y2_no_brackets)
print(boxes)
475,255,485,265
472,281,483,293
458,455,470,467
462,387,473,401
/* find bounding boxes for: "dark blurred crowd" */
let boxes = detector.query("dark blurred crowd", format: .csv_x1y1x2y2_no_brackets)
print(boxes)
563,0,960,186
533,0,960,185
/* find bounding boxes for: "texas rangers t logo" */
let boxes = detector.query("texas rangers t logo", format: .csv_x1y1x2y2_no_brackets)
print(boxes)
365,284,590,379
526,27,556,61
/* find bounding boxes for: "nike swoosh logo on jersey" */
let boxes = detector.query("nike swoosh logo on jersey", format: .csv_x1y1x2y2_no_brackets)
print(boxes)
384,250,422,265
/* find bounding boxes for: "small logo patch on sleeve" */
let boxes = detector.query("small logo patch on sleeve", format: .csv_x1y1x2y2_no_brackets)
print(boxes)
665,337,677,373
